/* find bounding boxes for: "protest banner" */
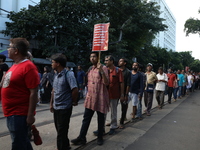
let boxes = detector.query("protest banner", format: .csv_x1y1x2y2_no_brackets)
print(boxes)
92,23,110,62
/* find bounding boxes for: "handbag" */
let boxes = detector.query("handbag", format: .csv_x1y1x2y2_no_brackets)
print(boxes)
146,84,154,93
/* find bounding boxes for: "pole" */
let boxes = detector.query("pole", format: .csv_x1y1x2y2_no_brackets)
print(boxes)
98,51,101,63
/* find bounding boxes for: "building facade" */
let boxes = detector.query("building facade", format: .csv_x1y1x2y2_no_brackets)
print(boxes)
0,0,40,52
151,0,176,51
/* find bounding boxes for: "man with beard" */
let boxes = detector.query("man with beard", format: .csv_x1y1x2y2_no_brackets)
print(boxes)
71,52,109,146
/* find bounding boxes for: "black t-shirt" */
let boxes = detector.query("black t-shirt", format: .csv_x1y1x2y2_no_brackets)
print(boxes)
0,63,9,81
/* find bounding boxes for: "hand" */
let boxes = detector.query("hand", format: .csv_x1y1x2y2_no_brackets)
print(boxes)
50,105,54,113
120,96,125,102
72,102,78,106
26,115,35,126
97,63,103,71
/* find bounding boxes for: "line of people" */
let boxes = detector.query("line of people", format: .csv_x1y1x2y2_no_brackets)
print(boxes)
1,37,199,150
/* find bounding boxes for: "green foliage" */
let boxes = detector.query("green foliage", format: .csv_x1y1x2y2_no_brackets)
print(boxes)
184,9,200,36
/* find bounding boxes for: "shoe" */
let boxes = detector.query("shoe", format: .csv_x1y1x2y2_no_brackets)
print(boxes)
71,137,86,145
147,112,151,116
97,138,104,145
93,130,105,136
168,101,171,104
31,125,42,145
108,129,115,135
131,118,137,123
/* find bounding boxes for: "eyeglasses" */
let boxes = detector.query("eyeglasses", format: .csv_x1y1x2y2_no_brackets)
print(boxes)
7,46,16,49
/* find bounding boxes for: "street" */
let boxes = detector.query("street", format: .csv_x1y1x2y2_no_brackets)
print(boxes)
0,91,200,150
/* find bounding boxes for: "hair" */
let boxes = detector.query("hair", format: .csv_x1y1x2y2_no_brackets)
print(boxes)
26,51,33,60
120,57,128,66
51,53,67,67
9,38,29,57
44,66,51,72
90,52,99,58
105,55,115,63
158,67,163,71
0,54,6,62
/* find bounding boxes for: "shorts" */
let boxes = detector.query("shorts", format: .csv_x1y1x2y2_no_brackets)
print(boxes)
128,93,138,106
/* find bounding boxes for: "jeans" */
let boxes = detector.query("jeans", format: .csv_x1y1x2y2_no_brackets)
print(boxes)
144,91,154,113
173,87,179,100
54,107,72,150
120,102,128,125
79,108,105,139
7,115,33,150
168,87,173,102
136,98,142,118
178,86,183,97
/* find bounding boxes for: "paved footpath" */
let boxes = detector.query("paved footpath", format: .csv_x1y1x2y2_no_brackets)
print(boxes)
0,91,199,150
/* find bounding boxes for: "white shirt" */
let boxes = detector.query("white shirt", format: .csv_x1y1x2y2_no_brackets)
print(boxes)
155,73,168,91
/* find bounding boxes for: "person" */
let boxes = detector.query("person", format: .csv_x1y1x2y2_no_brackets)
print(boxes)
155,67,168,109
104,55,124,135
186,71,193,93
1,38,40,150
144,63,157,116
118,58,131,129
50,53,78,150
40,66,52,103
177,70,184,99
77,65,85,98
167,68,176,104
0,54,9,101
182,70,188,96
173,72,179,102
129,62,144,122
136,64,146,120
71,52,109,146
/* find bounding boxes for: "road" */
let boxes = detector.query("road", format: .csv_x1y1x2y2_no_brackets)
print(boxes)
0,91,199,150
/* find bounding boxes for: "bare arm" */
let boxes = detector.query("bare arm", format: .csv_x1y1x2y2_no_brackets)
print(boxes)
97,63,109,85
27,87,38,126
50,89,54,113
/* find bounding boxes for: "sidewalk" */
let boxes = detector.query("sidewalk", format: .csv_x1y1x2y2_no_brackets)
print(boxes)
0,92,191,150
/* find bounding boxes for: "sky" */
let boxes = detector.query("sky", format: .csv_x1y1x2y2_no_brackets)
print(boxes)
164,0,200,60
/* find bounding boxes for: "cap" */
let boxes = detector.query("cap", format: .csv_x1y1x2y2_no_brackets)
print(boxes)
147,63,153,67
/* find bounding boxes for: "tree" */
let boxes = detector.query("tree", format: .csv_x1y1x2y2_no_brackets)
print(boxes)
184,9,200,36
1,0,167,66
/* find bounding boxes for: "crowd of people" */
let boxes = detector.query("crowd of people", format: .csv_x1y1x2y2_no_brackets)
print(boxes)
1,37,200,150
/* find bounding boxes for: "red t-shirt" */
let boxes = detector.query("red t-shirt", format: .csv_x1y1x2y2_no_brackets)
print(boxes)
2,60,40,117
108,67,123,99
167,73,176,87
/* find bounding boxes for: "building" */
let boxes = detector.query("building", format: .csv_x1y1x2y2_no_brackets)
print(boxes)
0,0,40,53
151,0,176,51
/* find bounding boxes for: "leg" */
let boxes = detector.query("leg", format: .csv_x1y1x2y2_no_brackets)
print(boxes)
147,92,153,114
97,111,105,139
144,91,148,108
110,99,119,129
168,87,173,103
120,101,128,125
54,107,72,150
136,97,142,118
79,108,95,139
7,115,33,150
160,91,165,108
155,90,161,106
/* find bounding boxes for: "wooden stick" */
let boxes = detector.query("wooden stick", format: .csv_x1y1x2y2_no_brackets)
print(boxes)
98,51,101,63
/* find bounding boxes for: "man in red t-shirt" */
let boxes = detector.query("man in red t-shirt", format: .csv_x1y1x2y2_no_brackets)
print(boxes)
104,55,124,135
2,38,39,150
167,68,176,104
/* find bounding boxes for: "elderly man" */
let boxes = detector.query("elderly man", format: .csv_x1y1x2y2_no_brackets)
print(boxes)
2,38,40,150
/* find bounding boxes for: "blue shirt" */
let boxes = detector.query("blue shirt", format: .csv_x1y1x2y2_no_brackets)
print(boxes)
177,74,184,86
77,70,85,84
53,69,77,110
130,72,144,95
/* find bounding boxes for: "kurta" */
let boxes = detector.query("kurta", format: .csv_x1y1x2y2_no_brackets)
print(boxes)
84,65,109,114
